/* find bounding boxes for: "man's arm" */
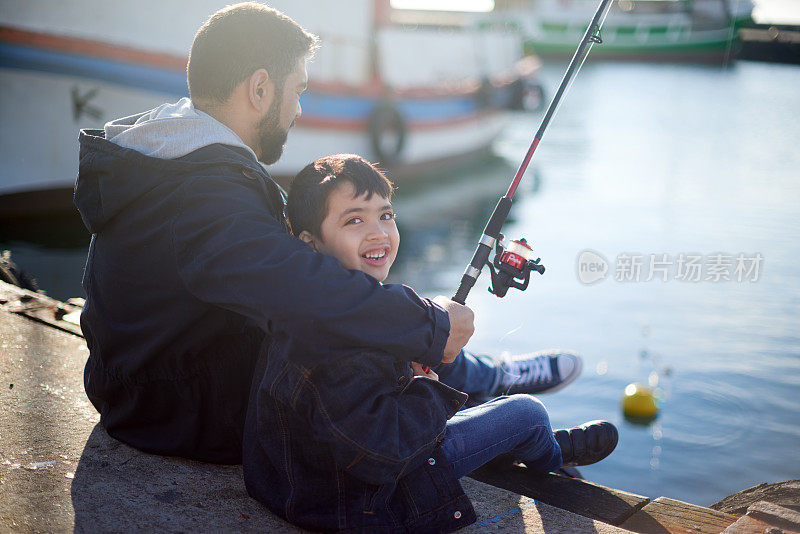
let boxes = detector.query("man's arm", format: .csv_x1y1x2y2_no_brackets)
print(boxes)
172,175,472,367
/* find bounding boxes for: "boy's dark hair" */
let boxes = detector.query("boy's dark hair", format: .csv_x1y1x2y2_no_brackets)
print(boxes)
287,154,394,238
188,2,319,103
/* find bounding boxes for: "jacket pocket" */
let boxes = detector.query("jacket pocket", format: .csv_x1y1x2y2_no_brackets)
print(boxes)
396,448,463,519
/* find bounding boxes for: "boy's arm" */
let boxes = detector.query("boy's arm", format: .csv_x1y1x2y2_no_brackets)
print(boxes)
172,176,455,367
300,353,468,486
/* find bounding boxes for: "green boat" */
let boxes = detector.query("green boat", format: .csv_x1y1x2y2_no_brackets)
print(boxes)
512,0,753,62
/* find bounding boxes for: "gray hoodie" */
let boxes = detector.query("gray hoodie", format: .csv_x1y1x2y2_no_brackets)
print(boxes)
105,97,261,162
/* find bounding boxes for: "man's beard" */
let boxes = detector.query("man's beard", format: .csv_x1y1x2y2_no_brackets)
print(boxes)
256,95,289,165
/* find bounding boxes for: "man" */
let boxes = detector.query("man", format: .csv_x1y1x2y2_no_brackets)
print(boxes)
74,2,580,464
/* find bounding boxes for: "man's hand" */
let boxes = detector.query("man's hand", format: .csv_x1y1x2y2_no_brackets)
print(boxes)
432,296,474,364
411,362,439,381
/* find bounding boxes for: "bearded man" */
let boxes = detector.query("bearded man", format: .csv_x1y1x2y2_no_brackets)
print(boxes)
74,2,579,464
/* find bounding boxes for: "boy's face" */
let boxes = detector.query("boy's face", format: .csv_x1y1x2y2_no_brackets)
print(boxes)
300,182,399,282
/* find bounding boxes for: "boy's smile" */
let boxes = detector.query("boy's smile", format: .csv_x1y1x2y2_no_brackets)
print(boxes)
307,182,399,282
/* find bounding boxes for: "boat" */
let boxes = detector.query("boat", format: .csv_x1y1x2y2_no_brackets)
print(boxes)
503,0,753,62
0,0,542,217
737,23,800,65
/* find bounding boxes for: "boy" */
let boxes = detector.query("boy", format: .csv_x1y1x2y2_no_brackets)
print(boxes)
243,155,618,533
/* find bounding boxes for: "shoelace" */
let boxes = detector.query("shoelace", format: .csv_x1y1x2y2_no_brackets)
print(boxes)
500,355,553,388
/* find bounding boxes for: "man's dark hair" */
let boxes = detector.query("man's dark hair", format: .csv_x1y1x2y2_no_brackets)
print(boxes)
188,2,318,103
287,154,395,238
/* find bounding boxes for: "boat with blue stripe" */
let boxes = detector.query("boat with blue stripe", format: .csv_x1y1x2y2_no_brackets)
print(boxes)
0,0,542,214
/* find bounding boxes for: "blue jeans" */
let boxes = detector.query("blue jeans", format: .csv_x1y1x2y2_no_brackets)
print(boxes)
439,394,563,479
434,349,503,395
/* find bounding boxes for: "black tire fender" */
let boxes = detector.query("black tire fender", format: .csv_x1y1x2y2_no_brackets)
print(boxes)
523,83,546,112
367,102,406,166
510,80,545,112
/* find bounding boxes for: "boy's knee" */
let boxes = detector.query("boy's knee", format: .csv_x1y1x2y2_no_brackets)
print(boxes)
505,394,550,426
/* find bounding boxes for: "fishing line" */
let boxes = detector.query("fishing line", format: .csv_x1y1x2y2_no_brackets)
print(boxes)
723,0,742,69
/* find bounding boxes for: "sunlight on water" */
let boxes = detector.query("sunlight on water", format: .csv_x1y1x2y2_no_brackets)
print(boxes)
392,60,800,505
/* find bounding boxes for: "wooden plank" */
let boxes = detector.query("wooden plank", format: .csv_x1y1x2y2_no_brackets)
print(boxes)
468,463,650,525
620,496,739,534
460,477,636,534
0,280,83,337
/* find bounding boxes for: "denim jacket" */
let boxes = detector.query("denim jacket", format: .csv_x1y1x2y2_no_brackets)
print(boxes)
243,339,477,533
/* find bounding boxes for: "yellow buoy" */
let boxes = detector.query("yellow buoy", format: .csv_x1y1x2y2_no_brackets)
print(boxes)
622,382,659,419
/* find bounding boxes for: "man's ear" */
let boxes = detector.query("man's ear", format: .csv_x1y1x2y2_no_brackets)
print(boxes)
298,230,319,252
248,68,275,113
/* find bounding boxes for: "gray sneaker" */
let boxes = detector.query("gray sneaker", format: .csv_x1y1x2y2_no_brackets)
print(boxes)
493,350,583,395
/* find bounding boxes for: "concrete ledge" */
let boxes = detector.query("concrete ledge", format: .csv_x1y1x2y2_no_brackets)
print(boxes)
1,309,633,533
0,310,296,532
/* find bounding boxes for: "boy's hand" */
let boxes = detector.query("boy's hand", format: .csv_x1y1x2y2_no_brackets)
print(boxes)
433,296,474,364
411,362,439,381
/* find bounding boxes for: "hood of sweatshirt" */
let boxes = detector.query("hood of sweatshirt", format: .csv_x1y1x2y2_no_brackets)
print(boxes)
104,97,258,161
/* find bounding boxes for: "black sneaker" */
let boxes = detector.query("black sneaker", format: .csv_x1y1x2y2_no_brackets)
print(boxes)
554,420,618,467
493,350,583,395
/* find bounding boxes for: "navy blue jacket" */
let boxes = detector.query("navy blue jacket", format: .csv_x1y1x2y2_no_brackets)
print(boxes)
74,126,450,464
243,339,476,533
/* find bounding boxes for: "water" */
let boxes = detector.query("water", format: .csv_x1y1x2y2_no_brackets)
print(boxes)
2,59,799,506
391,59,800,506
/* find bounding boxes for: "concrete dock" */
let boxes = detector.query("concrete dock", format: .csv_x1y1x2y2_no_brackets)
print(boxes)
0,285,629,533
2,280,797,533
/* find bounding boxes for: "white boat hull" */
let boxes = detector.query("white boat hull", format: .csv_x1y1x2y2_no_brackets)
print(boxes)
0,0,530,212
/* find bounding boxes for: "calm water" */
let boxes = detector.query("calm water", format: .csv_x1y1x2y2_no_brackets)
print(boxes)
2,60,798,506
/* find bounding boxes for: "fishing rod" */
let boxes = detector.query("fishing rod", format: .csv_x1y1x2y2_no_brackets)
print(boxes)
452,0,614,305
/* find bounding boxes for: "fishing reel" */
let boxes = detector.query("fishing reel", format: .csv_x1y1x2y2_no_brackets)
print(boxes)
486,235,545,298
